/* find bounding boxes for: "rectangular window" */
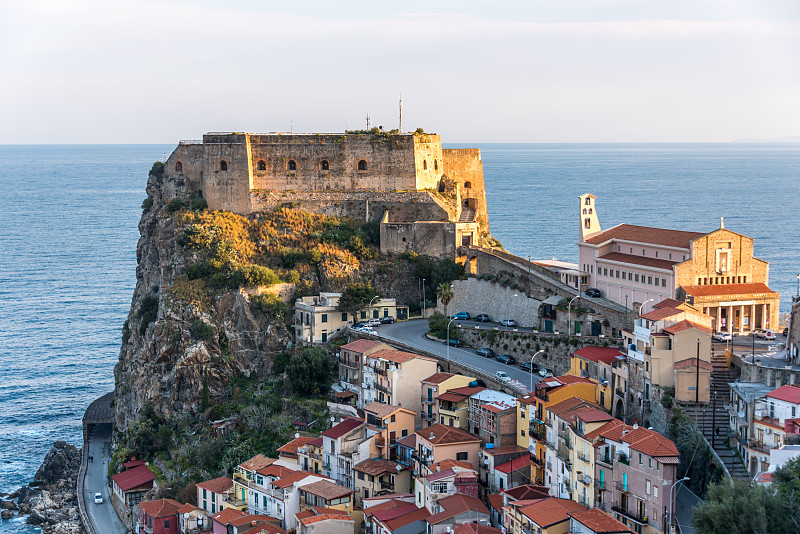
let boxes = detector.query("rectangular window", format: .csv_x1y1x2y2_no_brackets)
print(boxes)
662,279,666,287
322,332,327,342
655,251,658,258
342,312,348,321
203,488,207,499
616,270,620,278
360,311,366,319
648,276,652,285
321,314,327,323
639,453,643,465
635,274,639,282
401,429,408,437
358,471,364,480
646,480,651,494
456,451,468,461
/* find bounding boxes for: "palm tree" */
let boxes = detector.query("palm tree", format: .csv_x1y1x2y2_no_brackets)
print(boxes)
437,283,454,317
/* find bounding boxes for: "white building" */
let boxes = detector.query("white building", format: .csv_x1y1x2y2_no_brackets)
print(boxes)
295,293,398,343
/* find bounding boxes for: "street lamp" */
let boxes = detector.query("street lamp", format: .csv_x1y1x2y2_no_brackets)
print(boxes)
669,477,690,534
529,350,545,391
639,298,655,316
796,274,799,297
368,295,380,323
422,279,426,318
568,295,580,337
446,317,457,362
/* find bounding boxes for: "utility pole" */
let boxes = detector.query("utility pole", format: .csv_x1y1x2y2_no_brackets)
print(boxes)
696,339,700,404
398,96,403,132
366,114,371,129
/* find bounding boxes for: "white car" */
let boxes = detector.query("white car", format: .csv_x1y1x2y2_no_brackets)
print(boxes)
357,326,375,334
367,318,381,327
712,332,732,342
499,319,517,327
94,492,103,504
495,371,511,382
757,330,776,341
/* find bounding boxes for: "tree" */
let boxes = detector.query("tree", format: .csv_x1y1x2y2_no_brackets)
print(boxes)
338,282,378,323
772,456,800,530
692,478,794,534
437,283,454,317
286,346,335,395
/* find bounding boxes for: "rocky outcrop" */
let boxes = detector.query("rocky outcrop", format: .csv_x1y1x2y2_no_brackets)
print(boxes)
5,441,85,533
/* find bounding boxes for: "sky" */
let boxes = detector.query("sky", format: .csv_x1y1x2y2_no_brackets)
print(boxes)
1,0,799,143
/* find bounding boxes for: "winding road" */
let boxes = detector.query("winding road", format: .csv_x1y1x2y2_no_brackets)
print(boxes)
82,424,128,533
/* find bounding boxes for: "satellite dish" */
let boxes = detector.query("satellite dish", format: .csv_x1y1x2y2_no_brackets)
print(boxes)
184,513,190,519
738,411,745,418
295,432,300,439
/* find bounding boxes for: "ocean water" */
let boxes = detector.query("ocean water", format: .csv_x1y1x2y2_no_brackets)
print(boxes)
0,143,798,532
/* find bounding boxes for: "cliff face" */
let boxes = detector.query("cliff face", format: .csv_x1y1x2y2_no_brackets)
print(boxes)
113,170,292,431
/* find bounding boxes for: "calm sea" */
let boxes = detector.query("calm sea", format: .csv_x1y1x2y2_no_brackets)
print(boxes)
0,143,798,532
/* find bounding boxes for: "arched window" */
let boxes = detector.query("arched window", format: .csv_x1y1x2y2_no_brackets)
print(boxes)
219,160,228,171
434,160,438,171
423,160,428,170
358,160,367,171
320,160,329,171
257,160,266,171
175,161,183,173
464,181,472,189
288,160,297,171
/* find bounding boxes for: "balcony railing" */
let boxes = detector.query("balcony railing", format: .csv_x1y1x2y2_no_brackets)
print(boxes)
376,383,391,394
577,451,589,462
420,411,434,421
339,359,359,369
380,481,394,490
612,504,648,524
749,440,774,454
615,388,625,398
614,481,629,493
594,479,606,489
422,395,434,404
597,455,613,468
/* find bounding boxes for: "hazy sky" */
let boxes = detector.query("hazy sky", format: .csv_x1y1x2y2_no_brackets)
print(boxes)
2,0,799,143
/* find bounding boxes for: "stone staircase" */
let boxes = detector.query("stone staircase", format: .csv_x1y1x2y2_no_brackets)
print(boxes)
680,353,750,479
458,207,475,222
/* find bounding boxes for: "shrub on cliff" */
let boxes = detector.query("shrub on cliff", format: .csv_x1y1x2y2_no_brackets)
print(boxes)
137,295,159,335
141,197,153,213
150,161,165,178
166,198,185,213
287,347,335,395
231,265,280,287
189,320,215,341
251,293,286,320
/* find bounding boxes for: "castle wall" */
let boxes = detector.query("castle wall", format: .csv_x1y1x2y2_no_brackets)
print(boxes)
442,149,489,234
202,133,253,213
163,142,204,190
412,134,444,190
674,228,769,287
380,218,458,258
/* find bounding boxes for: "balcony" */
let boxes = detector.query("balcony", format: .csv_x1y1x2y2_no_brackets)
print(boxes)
614,481,629,493
531,456,544,468
376,383,391,394
612,504,648,524
597,455,613,468
577,451,589,463
380,481,395,490
615,388,625,398
749,440,774,454
422,395,435,404
340,359,359,369
594,479,606,490
617,454,630,466
421,411,434,421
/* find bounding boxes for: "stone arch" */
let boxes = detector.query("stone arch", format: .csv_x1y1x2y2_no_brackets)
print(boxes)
320,160,329,171
288,160,297,171
257,160,266,171
175,161,183,173
464,181,471,189
219,160,228,171
358,160,368,171
423,160,428,170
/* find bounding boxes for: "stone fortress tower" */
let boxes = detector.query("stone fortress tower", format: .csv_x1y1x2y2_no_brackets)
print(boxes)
162,131,491,259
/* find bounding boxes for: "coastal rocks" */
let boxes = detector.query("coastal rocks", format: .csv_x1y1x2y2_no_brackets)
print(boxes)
35,441,82,485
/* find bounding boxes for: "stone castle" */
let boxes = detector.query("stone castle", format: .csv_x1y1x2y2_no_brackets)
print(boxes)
163,131,491,258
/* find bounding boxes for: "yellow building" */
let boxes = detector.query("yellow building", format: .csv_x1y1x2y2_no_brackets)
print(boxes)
438,385,485,430
297,437,324,475
298,479,362,534
567,409,614,508
567,347,625,411
420,373,476,427
352,458,411,504
504,496,586,534
232,454,274,511
363,402,416,461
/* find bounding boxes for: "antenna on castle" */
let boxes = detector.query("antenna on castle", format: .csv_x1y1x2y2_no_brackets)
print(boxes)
365,114,371,129
399,96,403,133
290,121,293,134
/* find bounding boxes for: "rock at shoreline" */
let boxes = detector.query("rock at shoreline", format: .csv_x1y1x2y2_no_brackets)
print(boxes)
35,441,81,486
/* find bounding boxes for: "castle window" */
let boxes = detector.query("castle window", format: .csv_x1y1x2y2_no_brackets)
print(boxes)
464,181,472,189
358,160,368,171
288,160,297,171
257,160,266,171
583,208,587,214
423,160,428,170
584,218,591,229
175,161,183,172
219,160,228,171
434,160,438,171
320,160,329,171
585,197,591,205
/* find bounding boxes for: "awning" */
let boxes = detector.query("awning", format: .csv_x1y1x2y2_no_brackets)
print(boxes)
334,391,355,398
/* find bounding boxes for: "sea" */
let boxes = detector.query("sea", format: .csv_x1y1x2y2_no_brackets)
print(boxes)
0,143,798,532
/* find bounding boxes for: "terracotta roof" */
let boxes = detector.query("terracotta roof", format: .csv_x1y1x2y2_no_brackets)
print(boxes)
397,434,416,448
641,307,683,321
654,298,685,309
438,391,470,402
299,480,354,500
212,507,247,524
663,319,712,335
257,464,296,479
333,390,355,398
341,339,385,353
673,358,713,371
754,471,773,484
239,454,275,472
448,386,486,396
568,508,633,533
423,372,454,384
364,499,414,515
554,375,596,386
585,419,627,442
519,497,586,528
425,468,456,482
385,507,430,530
371,348,433,364
623,427,679,457
598,252,677,271
427,494,488,524
177,503,199,515
573,347,624,365
547,397,600,421
372,504,419,522
277,435,318,455
111,464,155,492
123,459,146,469
363,493,413,503
682,283,776,298
250,524,286,534
431,459,475,472
309,437,323,447
140,498,183,519
196,476,233,494
354,458,403,476
416,423,480,445
230,514,280,527
271,471,322,489
502,484,551,501
322,417,364,439
767,385,800,404
454,523,502,534
365,402,411,419
575,409,614,423
482,445,529,456
584,224,704,248
496,456,532,474
298,513,353,526
487,493,504,512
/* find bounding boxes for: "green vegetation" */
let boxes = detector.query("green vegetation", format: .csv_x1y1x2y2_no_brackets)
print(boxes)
413,255,466,304
189,320,215,341
338,282,378,322
137,295,159,335
692,458,800,533
250,293,287,320
428,311,458,341
150,161,165,178
141,197,153,213
286,346,336,395
437,283,454,316
166,198,185,213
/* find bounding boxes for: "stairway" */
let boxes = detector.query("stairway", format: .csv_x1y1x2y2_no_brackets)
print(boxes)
679,353,751,479
458,207,475,222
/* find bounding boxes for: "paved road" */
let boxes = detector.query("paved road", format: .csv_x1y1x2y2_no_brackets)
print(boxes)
674,482,703,534
375,319,548,392
83,424,128,533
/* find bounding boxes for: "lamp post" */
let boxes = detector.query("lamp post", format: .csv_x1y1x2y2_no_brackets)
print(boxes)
504,294,518,329
568,295,580,337
796,274,799,297
446,317,456,362
625,294,629,313
669,477,690,534
529,350,545,391
368,295,380,323
638,298,655,316
695,338,700,404
422,279,426,318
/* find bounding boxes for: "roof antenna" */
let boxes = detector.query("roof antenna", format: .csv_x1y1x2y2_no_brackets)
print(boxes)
366,114,371,129
399,95,403,133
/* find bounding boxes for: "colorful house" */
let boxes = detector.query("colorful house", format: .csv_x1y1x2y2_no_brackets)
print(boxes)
363,402,416,462
197,476,234,515
569,346,626,411
111,463,156,519
138,498,182,534
420,373,477,428
414,423,481,476
233,455,277,511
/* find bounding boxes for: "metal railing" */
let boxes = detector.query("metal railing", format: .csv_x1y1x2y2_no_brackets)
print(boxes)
597,455,613,468
612,504,648,524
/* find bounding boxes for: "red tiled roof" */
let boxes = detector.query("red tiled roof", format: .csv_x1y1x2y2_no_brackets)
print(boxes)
482,445,528,456
354,459,403,476
372,504,419,522
212,507,247,524
454,523,502,534
239,454,275,472
230,514,281,527
140,498,183,519
299,480,354,500
654,298,685,309
573,347,624,365
496,456,532,474
598,252,677,271
641,307,683,321
322,417,364,439
299,513,353,527
568,508,633,533
487,493,504,512
196,476,233,494
309,437,323,447
575,409,614,423
341,339,385,353
554,375,596,386
396,434,416,448
448,385,486,396
277,436,318,456
519,497,586,528
584,224,703,248
673,358,713,371
431,459,475,472
111,464,155,492
271,471,322,489
767,385,800,404
427,494,488,524
623,427,679,457
177,503,199,515
385,507,430,530
547,397,600,421
423,372,454,384
123,459,146,469
425,468,456,482
438,391,469,402
502,484,550,501
416,423,480,445
371,348,433,363
682,283,776,298
365,402,412,418
663,319,712,335
257,464,295,479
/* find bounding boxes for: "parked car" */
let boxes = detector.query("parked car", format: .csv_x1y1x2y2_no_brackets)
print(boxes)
757,330,776,341
495,371,511,382
784,327,789,336
354,322,367,329
476,348,495,358
452,311,471,320
447,338,463,347
496,354,517,365
712,332,732,342
94,493,103,505
520,361,539,373
367,318,381,327
474,314,491,322
538,368,553,378
584,288,601,298
357,326,375,334
380,316,396,324
499,319,517,327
